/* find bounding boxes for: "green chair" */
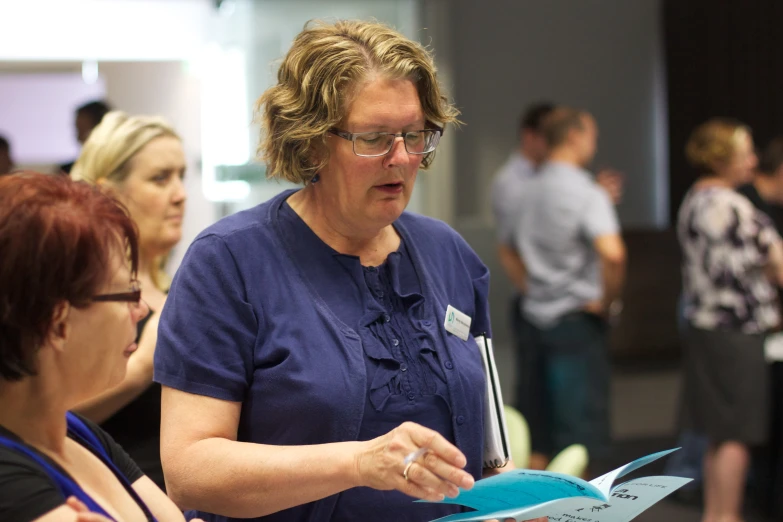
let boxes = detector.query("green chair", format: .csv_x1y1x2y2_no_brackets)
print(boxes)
503,404,589,477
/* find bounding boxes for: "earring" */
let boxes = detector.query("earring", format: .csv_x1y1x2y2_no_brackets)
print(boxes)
311,173,320,184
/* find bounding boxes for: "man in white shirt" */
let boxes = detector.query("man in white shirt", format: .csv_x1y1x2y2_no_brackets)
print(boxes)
492,103,555,254
491,103,554,470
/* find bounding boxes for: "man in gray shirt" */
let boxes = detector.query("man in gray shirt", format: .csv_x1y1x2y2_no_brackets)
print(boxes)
512,107,626,467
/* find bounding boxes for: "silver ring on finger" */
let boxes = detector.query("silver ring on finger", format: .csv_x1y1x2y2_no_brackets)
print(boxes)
402,447,428,481
403,461,415,481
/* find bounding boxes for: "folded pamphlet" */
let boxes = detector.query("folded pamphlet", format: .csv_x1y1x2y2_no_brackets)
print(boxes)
423,448,691,522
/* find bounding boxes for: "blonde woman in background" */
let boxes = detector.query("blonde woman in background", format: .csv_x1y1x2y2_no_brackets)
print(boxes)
71,111,187,491
678,119,783,522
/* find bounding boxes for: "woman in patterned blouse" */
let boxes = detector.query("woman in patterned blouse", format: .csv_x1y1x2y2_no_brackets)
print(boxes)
678,119,783,522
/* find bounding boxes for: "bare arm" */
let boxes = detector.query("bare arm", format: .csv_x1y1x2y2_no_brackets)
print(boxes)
766,240,783,287
592,234,627,312
132,475,189,522
161,387,474,518
73,313,159,423
497,244,527,293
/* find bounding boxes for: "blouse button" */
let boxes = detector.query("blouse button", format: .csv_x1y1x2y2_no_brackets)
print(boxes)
407,392,416,400
444,361,454,370
392,338,400,346
456,415,465,425
400,363,408,372
383,314,391,323
377,290,385,298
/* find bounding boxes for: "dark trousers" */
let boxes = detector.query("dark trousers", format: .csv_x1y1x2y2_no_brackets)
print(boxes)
512,295,547,455
517,311,612,459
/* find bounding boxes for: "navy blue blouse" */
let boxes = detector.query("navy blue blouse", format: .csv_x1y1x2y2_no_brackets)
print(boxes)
155,190,490,522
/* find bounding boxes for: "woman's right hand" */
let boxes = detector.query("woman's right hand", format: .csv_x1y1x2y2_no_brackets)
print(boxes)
353,421,475,502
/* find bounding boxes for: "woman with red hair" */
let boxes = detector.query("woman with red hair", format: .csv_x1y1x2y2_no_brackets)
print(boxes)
0,172,196,521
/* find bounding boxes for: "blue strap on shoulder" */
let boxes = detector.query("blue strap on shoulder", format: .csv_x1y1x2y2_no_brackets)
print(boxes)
65,412,110,460
65,413,158,522
0,413,161,522
0,430,116,520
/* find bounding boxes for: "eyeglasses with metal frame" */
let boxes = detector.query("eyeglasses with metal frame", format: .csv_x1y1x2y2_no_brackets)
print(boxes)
327,126,443,157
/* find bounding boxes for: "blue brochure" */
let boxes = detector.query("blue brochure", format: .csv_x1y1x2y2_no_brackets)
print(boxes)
423,448,692,522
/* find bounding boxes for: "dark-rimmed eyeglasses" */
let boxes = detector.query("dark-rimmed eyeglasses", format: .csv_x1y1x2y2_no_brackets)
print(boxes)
91,280,142,304
328,127,443,157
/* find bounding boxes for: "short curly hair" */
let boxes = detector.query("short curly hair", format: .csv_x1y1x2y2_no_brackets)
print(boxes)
256,19,461,184
685,118,751,173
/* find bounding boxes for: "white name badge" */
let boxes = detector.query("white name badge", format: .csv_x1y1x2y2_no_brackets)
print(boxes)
444,305,472,341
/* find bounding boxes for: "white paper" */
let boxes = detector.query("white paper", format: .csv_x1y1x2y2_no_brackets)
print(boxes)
588,448,678,498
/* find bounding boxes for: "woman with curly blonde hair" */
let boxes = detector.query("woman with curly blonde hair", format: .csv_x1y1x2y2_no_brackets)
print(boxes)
678,118,783,522
152,19,515,522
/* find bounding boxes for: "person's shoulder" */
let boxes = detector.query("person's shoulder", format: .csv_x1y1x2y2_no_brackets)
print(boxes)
397,212,482,263
688,186,753,225
540,161,589,187
494,153,532,180
491,163,514,200
196,204,267,241
728,188,764,218
0,446,48,478
715,186,753,209
66,412,112,453
398,211,462,244
195,189,295,244
0,431,65,520
540,162,601,202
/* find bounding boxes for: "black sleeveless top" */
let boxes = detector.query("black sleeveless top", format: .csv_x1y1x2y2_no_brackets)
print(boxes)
100,311,164,490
